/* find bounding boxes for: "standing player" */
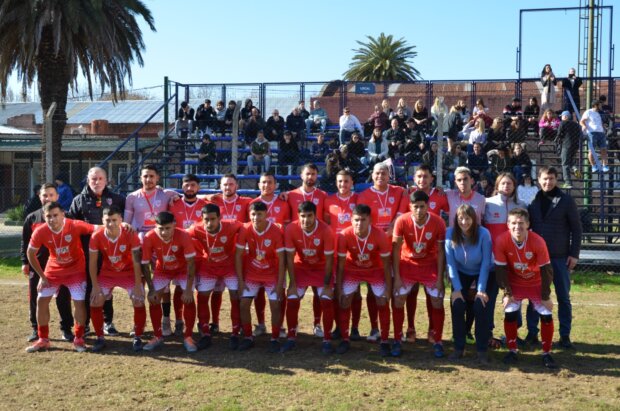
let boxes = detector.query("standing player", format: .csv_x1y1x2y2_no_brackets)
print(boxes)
26,202,97,352
392,191,447,358
336,205,392,356
235,202,286,352
494,208,557,368
187,204,243,349
21,183,74,342
283,201,335,353
88,206,145,352
140,212,197,352
445,166,485,226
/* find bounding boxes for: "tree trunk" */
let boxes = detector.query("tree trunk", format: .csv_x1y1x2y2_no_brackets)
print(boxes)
36,26,70,182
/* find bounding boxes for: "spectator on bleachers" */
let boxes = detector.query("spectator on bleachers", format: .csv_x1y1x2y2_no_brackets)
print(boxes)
555,111,582,188
403,119,426,160
381,98,394,118
517,174,538,206
365,104,389,136
388,136,402,162
338,106,364,145
278,131,300,174
486,117,505,151
383,118,405,142
446,105,464,151
243,107,266,145
298,100,310,121
489,145,513,177
503,98,523,123
456,99,470,123
195,99,217,135
512,143,532,184
391,107,409,131
431,96,449,136
224,100,237,132
580,100,610,173
472,98,488,116
176,101,195,137
338,145,367,182
471,99,493,128
367,127,389,166
214,100,227,134
463,118,487,149
239,98,255,130
422,141,439,176
538,109,561,144
198,134,216,175
507,117,528,144
475,175,494,197
523,97,541,133
391,98,412,119
306,100,328,135
443,144,468,188
599,95,615,136
265,109,285,142
412,99,430,135
346,131,367,161
319,151,342,192
467,142,489,182
561,68,582,113
286,107,306,142
310,132,331,162
247,130,271,174
540,64,558,111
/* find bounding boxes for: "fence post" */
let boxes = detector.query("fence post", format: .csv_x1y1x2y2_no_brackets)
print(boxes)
43,102,57,182
436,113,444,188
231,101,241,174
163,76,169,137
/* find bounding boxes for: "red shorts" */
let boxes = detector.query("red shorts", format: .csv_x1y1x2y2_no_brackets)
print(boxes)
99,273,136,294
511,284,542,304
295,266,328,288
343,268,384,285
198,264,235,280
399,262,437,289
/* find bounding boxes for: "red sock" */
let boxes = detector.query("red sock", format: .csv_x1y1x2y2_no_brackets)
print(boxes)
197,293,211,335
425,291,434,333
406,286,418,329
242,322,252,339
38,325,49,340
541,319,554,354
183,301,196,338
431,306,445,344
312,290,322,326
339,306,352,341
351,294,362,329
332,290,341,330
211,291,223,325
134,306,146,337
286,298,301,339
255,288,266,324
279,297,287,328
173,286,183,321
367,292,378,330
74,324,85,340
392,306,405,342
149,303,163,338
321,298,334,341
230,299,241,336
378,303,391,342
504,319,519,352
271,324,281,340
90,306,105,337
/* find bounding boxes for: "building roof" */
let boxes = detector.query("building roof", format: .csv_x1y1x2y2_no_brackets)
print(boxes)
0,125,31,134
0,134,158,152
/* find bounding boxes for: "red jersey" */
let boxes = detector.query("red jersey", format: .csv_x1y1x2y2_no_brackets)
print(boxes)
338,226,391,281
29,218,95,281
249,196,290,226
494,231,550,288
236,222,284,283
208,194,252,222
357,185,408,232
287,187,327,221
408,187,449,216
324,193,359,234
284,220,334,271
188,220,242,271
141,228,196,276
394,212,446,267
169,198,207,229
89,227,141,277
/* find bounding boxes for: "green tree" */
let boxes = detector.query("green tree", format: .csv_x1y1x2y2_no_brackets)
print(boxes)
343,33,420,82
0,0,155,179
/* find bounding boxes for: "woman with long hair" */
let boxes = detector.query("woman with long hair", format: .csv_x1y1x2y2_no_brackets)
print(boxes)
540,64,557,111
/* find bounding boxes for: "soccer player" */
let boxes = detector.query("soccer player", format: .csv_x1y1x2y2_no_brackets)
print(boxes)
235,202,286,352
494,208,557,369
187,204,243,349
392,190,447,358
283,201,335,353
21,183,74,342
88,206,145,352
26,202,97,352
336,204,392,356
140,212,197,352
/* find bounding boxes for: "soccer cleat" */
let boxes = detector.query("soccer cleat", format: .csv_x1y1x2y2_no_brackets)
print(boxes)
196,335,212,350
602,165,610,173
229,335,240,350
466,333,475,345
331,327,341,340
561,183,573,189
524,333,540,347
517,337,527,348
26,338,50,353
503,351,518,365
91,337,106,353
27,329,38,342
129,326,136,338
391,342,403,357
379,342,391,357
183,337,198,353
336,340,350,354
268,339,281,353
174,320,184,337
61,329,75,342
477,351,490,365
253,324,266,337
592,165,600,173
313,325,324,338
405,328,416,343
73,337,87,353
132,337,144,352
433,343,444,358
572,167,582,179
366,328,380,342
321,341,334,354
238,338,255,351
279,328,287,339
280,339,296,353
143,336,165,351
542,353,558,369
209,323,219,335
559,336,575,349
161,317,172,337
448,349,464,360
104,322,119,337
350,328,362,341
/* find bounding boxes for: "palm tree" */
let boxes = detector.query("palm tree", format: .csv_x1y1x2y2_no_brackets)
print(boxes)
343,33,420,82
0,0,155,179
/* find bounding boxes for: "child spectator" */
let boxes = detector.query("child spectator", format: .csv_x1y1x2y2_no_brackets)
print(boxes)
517,174,538,206
538,109,561,145
476,175,494,197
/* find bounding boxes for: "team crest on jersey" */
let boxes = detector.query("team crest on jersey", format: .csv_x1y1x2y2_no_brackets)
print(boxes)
313,198,319,205
119,245,126,252
349,203,356,210
235,205,241,211
195,210,201,217
171,245,178,252
429,201,436,209
220,236,227,243
525,252,533,260
109,256,121,264
64,235,72,242
274,207,280,213
106,198,113,205
264,239,272,247
388,197,395,204
367,243,374,250
313,238,320,246
154,200,161,207
425,232,432,240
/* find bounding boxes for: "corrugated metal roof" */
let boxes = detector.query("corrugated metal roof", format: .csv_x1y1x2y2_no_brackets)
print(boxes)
0,125,31,134
0,136,158,152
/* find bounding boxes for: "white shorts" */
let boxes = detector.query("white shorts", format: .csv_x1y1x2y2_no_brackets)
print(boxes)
505,299,552,316
153,274,189,292
394,281,443,298
39,280,87,301
287,286,331,300
196,274,238,292
342,280,385,298
241,281,280,301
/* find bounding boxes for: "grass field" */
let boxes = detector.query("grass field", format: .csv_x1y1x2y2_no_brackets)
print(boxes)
0,257,619,410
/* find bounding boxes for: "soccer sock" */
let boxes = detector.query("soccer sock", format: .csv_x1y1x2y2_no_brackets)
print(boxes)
351,294,362,329
431,306,445,344
162,302,171,318
541,316,554,354
37,325,49,340
339,306,352,341
271,324,281,340
211,291,223,325
321,298,334,341
255,288,266,324
134,306,146,338
378,303,391,342
197,293,211,335
367,292,378,330
425,291,434,333
504,317,519,352
286,298,301,339
392,306,405,342
90,306,105,337
406,286,418,330
173,287,183,321
312,291,322,326
183,301,196,338
74,324,85,340
279,297,287,328
242,322,253,340
149,303,163,338
332,290,341,330
230,299,241,336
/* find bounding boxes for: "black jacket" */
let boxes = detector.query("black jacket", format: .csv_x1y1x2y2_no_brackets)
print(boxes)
21,209,48,266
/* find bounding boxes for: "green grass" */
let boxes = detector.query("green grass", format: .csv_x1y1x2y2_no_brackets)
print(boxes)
0,257,20,278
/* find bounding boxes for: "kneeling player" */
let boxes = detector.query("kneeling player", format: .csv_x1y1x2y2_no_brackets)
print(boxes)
336,204,392,355
88,206,146,352
141,212,197,352
392,191,446,358
235,201,286,352
283,201,335,353
495,208,557,368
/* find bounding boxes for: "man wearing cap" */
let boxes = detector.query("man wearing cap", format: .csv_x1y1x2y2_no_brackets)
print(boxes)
555,111,582,188
580,100,609,173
